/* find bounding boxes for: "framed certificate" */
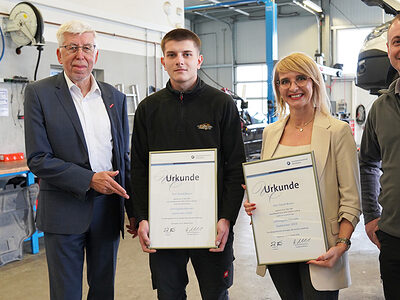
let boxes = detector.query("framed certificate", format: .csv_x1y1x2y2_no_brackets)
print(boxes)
243,152,328,265
149,148,217,249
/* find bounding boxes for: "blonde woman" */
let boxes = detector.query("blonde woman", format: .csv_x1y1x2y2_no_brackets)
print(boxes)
244,53,361,299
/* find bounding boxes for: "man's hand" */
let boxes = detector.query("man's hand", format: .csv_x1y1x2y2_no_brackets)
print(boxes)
210,218,230,253
138,220,156,253
365,218,381,249
90,170,129,199
126,217,138,238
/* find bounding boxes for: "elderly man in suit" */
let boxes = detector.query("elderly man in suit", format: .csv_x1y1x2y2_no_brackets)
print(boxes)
24,20,136,300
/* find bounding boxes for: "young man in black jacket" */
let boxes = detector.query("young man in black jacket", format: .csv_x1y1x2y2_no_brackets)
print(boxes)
130,28,246,299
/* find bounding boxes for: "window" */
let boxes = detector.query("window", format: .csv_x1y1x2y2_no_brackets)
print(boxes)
235,64,268,114
336,27,373,75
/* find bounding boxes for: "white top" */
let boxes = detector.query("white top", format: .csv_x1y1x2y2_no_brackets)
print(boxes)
64,72,113,172
273,143,311,158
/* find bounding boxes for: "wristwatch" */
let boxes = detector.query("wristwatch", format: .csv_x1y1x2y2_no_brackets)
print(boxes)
336,238,351,251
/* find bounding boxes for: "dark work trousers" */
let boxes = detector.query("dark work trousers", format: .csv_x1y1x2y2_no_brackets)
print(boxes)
376,230,400,300
44,194,121,300
149,229,234,300
268,262,339,300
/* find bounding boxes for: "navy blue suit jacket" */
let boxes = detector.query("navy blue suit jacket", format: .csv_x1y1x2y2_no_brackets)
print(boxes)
24,73,133,234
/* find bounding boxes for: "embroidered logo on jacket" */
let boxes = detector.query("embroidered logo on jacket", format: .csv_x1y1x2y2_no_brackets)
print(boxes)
197,123,213,130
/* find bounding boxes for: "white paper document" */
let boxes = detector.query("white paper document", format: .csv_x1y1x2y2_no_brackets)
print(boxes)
0,88,9,117
149,149,217,249
243,152,327,265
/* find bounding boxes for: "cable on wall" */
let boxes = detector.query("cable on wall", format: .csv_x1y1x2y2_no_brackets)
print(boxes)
199,68,225,89
199,68,244,100
0,25,5,62
34,45,43,81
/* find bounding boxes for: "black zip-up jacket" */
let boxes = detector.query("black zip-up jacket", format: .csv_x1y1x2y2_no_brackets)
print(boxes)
131,78,246,226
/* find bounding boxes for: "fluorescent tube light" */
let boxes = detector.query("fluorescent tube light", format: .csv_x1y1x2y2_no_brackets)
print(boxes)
303,0,323,13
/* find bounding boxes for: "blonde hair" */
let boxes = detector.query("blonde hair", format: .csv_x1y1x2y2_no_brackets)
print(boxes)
273,52,331,118
56,20,97,46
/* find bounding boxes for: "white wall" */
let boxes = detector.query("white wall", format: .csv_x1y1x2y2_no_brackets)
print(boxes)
330,0,388,27
193,20,234,89
1,0,184,55
236,20,266,63
1,0,184,32
0,0,183,153
277,16,318,59
352,84,378,146
197,15,318,63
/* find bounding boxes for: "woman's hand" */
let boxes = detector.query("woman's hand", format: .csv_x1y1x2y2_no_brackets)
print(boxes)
243,199,256,216
308,219,354,268
242,184,257,216
307,243,347,268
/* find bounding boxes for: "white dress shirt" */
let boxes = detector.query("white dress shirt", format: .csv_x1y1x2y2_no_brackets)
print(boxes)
64,72,113,173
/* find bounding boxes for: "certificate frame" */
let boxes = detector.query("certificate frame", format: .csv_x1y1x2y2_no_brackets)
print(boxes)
243,152,328,265
148,148,218,249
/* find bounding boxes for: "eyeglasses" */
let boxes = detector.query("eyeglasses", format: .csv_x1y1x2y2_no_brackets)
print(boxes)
277,75,310,89
60,44,96,54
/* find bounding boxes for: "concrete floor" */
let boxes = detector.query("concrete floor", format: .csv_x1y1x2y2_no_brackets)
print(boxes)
0,211,384,300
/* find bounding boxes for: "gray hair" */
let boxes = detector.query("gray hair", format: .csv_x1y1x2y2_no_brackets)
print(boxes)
56,20,97,46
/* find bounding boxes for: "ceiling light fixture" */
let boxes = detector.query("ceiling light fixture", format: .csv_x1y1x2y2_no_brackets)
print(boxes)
293,0,323,15
303,0,323,13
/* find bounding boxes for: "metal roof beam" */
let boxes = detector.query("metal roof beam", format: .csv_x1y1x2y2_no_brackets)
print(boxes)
185,0,261,11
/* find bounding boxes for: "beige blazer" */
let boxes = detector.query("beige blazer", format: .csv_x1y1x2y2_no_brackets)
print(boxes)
256,111,361,291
